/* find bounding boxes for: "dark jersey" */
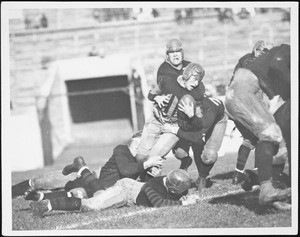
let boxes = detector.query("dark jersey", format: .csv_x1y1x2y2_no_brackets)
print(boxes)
229,53,255,86
244,44,290,100
98,145,144,189
234,53,255,72
273,99,290,145
177,96,225,143
157,60,191,84
149,60,205,123
136,176,186,207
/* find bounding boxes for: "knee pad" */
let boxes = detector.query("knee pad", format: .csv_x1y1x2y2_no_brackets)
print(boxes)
273,141,288,165
115,178,130,187
201,149,218,164
70,188,88,199
260,123,283,144
173,148,189,159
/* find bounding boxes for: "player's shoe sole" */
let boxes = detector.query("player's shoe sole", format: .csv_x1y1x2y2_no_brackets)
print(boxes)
62,156,87,175
30,199,50,217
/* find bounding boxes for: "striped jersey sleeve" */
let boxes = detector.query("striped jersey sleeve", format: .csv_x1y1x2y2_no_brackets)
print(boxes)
144,186,182,207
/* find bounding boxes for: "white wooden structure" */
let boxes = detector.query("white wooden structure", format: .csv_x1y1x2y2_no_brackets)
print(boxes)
37,54,150,165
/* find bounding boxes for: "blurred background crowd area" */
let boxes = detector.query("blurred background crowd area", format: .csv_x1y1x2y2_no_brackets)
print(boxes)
10,8,290,30
6,7,291,171
9,7,290,110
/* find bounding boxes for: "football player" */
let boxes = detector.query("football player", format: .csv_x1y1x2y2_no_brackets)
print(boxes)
12,131,164,200
229,41,288,186
164,79,227,191
225,42,291,208
29,157,199,217
136,38,205,181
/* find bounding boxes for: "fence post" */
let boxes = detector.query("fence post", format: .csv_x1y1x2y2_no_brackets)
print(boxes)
128,74,138,132
36,95,54,166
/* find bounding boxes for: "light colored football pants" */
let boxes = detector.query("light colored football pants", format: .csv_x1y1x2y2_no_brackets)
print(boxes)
225,68,283,144
136,112,179,162
201,114,228,164
81,178,145,211
30,167,102,190
30,171,78,190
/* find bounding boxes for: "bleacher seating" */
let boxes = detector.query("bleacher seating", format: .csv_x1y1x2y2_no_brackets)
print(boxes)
9,9,290,110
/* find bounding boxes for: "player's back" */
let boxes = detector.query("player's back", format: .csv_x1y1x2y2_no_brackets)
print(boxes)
244,44,290,99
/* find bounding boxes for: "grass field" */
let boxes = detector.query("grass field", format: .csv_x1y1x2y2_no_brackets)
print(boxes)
9,129,297,235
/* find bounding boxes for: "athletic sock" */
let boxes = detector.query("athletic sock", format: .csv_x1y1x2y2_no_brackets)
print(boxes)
194,156,214,178
236,145,251,171
80,169,103,194
191,143,214,178
12,179,30,198
50,197,82,211
255,141,276,183
43,191,69,200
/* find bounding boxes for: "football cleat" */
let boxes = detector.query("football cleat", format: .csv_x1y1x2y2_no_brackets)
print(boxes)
195,176,213,192
25,191,42,201
241,169,259,191
273,172,291,190
179,156,193,171
232,170,245,185
30,199,50,217
62,156,87,175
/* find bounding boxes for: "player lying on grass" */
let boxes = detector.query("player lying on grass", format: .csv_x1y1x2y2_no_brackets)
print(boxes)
29,157,199,217
229,40,288,186
12,131,164,200
225,41,291,208
136,38,205,182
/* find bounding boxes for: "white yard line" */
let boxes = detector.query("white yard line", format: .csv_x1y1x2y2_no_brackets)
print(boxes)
56,186,259,230
55,208,159,230
198,186,259,201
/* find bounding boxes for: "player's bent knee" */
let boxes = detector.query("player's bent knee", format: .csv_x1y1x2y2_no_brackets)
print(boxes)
273,155,287,165
201,150,218,164
273,145,288,165
173,148,189,159
70,188,88,199
260,123,283,144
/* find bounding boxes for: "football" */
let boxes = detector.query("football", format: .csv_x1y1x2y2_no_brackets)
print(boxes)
177,94,198,131
179,94,196,108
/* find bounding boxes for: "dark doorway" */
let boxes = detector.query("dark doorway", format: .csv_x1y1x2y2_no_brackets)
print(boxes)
66,75,132,123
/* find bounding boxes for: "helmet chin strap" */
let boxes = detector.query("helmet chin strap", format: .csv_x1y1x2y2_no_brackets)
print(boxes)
177,75,185,88
163,177,167,188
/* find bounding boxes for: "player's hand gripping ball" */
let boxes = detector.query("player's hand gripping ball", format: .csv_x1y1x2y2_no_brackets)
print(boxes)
178,94,198,131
